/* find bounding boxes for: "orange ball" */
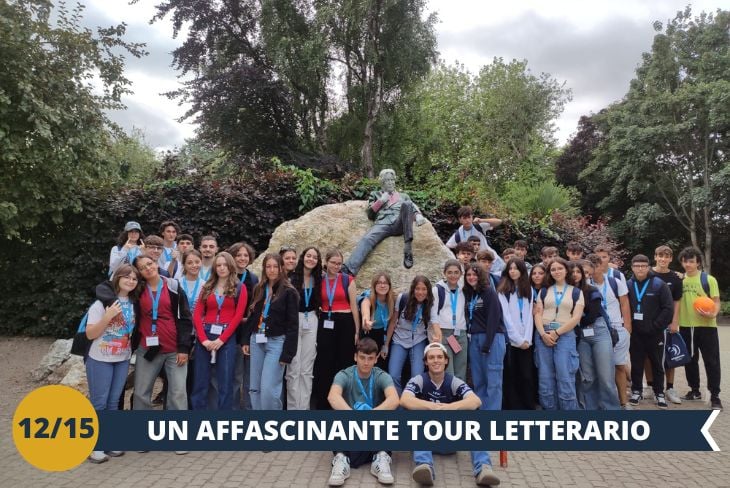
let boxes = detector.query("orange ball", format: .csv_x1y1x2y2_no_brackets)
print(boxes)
693,296,715,315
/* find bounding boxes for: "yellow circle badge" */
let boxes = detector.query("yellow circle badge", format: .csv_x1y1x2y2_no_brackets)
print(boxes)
12,385,99,471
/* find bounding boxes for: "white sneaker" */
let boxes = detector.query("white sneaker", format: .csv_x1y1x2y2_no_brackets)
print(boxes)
370,451,394,484
329,453,351,486
175,451,188,455
88,450,109,464
665,388,682,404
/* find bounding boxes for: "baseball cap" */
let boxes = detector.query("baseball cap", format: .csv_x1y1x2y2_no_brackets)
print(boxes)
124,221,142,232
423,342,448,358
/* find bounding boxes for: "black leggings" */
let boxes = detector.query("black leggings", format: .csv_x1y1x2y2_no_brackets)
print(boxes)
313,312,356,409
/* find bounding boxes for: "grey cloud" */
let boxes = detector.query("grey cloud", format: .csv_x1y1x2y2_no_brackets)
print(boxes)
440,12,656,103
106,98,187,149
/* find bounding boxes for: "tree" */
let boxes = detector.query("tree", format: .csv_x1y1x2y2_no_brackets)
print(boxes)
0,0,145,238
386,60,570,202
153,0,298,157
319,0,437,176
580,8,730,272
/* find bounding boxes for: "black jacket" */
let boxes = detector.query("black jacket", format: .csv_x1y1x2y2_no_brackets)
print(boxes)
241,284,300,364
96,277,193,353
463,284,505,353
626,276,673,335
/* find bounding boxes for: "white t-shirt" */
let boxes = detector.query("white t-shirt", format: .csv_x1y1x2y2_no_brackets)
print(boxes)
430,281,466,331
595,275,628,327
87,300,134,362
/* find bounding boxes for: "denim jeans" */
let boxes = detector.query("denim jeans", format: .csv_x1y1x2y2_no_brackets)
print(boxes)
413,450,491,478
577,317,620,410
250,335,286,410
534,329,579,410
191,328,238,410
233,345,252,410
286,312,318,410
133,347,188,410
468,333,506,411
388,339,427,394
86,357,129,411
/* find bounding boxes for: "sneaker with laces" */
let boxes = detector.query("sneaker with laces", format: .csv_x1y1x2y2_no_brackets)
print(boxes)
683,390,702,401
105,451,124,457
629,391,642,406
475,464,501,486
370,451,394,484
665,388,682,404
329,453,351,486
711,397,723,410
175,451,188,455
621,404,633,410
411,463,434,486
656,393,668,409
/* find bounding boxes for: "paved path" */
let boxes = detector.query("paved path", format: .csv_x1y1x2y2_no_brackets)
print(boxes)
2,329,729,487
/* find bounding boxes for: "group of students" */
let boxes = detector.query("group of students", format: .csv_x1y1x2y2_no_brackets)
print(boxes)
83,212,722,486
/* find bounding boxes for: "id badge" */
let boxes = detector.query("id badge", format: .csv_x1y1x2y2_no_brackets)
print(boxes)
302,313,313,330
547,321,560,331
146,336,159,347
324,320,335,329
582,327,595,337
633,313,644,321
256,333,268,343
210,324,224,335
453,328,461,337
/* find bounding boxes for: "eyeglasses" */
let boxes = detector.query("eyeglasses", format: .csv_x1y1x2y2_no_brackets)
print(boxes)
146,245,162,251
279,245,296,253
328,261,343,267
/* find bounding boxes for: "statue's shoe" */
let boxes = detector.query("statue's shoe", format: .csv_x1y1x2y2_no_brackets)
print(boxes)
403,252,414,269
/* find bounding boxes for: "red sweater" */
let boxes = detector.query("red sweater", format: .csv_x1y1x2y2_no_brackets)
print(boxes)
193,287,247,343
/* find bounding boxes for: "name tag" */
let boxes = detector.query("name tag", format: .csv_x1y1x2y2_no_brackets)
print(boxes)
634,313,644,321
546,322,560,331
146,336,159,347
453,328,461,337
256,333,268,343
209,324,224,335
303,313,315,330
582,327,595,337
323,320,335,330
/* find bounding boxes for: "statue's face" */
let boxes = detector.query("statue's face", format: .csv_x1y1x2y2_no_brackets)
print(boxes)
381,174,396,192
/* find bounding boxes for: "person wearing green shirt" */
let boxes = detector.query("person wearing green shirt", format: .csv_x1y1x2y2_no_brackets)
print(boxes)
677,247,722,410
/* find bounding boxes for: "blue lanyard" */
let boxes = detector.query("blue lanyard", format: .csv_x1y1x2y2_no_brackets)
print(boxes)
303,278,313,320
182,278,201,310
517,295,525,324
146,283,163,335
634,279,650,313
259,286,272,332
468,295,478,323
127,246,141,264
240,270,248,283
412,304,424,332
449,288,459,327
375,300,389,329
552,284,568,318
163,243,176,262
214,291,225,322
601,280,608,310
120,299,135,334
355,373,374,408
460,226,476,241
200,267,211,282
324,274,340,319
532,287,538,303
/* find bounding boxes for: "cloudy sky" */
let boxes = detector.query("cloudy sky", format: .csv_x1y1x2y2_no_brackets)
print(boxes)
81,0,723,149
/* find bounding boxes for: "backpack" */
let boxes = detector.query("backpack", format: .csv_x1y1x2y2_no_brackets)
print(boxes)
539,286,582,315
605,275,619,299
70,313,91,357
435,284,447,313
700,272,710,296
356,288,371,312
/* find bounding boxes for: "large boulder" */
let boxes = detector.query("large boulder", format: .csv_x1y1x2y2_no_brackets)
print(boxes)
251,200,454,292
31,338,72,382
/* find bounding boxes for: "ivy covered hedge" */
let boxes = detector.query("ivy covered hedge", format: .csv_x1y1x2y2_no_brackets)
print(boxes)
0,168,620,336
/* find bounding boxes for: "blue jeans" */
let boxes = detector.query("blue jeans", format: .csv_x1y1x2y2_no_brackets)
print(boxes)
388,339,427,394
534,329,579,410
191,329,237,410
577,317,620,410
250,335,285,410
468,333,506,411
413,450,491,477
86,357,129,411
